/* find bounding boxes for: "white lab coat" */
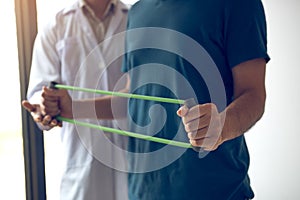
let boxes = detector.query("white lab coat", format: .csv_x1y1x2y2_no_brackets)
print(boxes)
27,1,129,199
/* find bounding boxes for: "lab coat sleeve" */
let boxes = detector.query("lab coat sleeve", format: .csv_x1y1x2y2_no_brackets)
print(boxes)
26,22,62,131
27,22,61,104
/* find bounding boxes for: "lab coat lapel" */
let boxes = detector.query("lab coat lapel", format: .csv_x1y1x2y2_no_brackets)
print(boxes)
75,6,109,92
102,3,127,50
76,6,107,66
77,6,99,47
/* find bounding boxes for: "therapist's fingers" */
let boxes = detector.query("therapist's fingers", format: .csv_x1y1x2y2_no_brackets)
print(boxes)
22,100,62,128
51,118,62,127
22,100,43,122
22,100,36,112
40,114,58,127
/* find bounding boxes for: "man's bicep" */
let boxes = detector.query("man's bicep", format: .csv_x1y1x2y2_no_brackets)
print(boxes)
232,58,267,100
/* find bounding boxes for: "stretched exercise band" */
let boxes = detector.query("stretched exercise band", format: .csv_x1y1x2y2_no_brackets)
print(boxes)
50,82,197,149
57,116,192,149
52,83,186,105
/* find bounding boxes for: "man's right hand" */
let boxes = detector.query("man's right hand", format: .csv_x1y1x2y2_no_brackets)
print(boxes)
41,86,73,119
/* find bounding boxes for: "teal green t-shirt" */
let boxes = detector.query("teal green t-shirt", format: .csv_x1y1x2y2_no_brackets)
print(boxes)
122,0,269,199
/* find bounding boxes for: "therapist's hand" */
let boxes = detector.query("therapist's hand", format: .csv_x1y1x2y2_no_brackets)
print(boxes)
22,100,61,128
177,103,225,151
41,86,73,119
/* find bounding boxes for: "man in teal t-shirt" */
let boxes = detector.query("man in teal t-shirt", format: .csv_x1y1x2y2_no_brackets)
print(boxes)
121,0,270,199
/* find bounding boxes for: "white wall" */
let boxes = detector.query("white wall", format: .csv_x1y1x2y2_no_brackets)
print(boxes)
246,0,300,199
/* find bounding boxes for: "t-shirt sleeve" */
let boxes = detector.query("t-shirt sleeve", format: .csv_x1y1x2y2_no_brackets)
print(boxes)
225,0,270,68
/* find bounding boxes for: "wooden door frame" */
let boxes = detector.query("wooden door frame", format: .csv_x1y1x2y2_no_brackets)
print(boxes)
15,0,46,199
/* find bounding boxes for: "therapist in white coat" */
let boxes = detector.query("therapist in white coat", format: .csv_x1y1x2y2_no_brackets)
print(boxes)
22,0,129,199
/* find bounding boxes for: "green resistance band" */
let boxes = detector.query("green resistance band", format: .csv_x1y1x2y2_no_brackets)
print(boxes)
52,83,186,105
50,82,197,149
57,116,192,149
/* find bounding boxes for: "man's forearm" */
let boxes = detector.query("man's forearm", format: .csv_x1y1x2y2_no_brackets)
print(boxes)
71,95,127,120
221,89,266,142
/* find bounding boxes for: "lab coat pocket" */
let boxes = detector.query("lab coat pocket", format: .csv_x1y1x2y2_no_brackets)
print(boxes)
56,37,90,85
